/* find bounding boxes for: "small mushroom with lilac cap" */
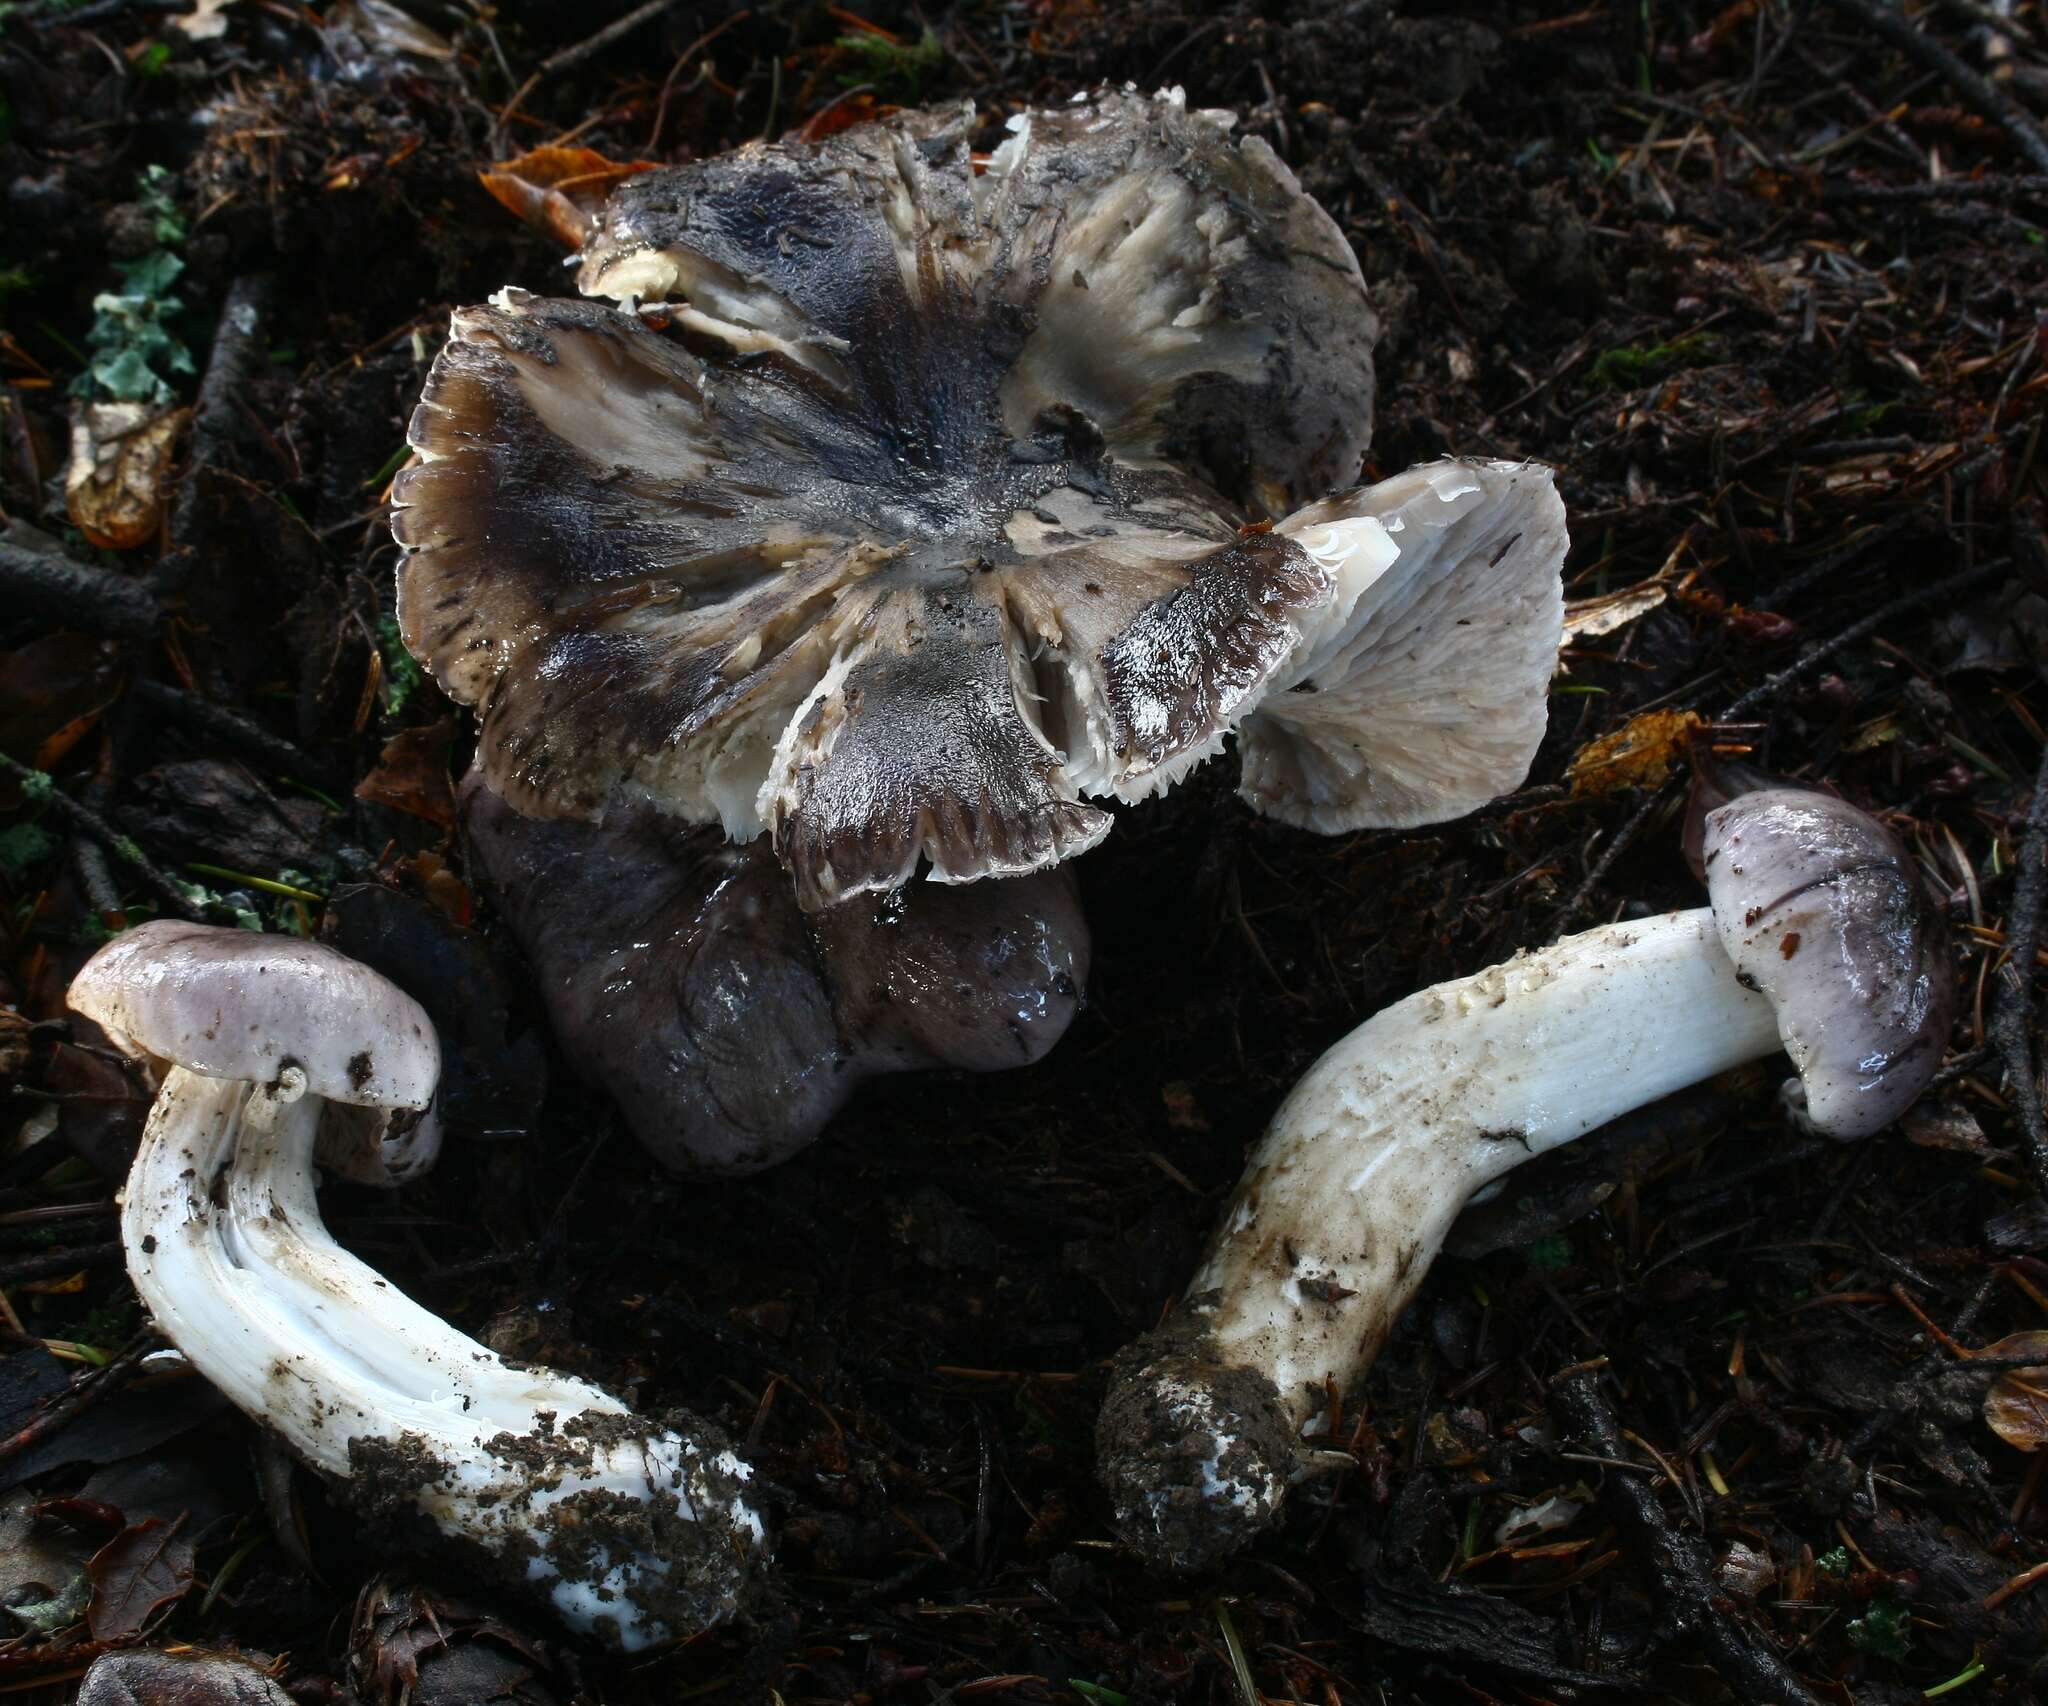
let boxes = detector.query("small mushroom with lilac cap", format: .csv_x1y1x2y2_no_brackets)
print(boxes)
1097,783,1951,1570
69,920,767,1649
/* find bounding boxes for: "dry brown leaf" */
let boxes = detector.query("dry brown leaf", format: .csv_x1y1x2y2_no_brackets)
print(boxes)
1566,709,1704,798
355,718,457,829
86,1515,194,1640
1561,578,1672,648
1160,1082,1209,1131
1982,1332,2048,1451
479,147,661,251
65,402,187,550
1902,1099,1995,1155
0,632,123,784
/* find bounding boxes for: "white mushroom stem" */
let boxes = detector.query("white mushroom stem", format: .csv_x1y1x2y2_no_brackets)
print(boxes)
1097,910,1782,1570
1103,784,1954,1571
124,1064,764,1651
1189,911,1776,1411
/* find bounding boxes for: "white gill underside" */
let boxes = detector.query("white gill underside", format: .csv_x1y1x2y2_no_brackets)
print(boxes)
121,1068,763,1650
1187,910,1782,1422
1241,459,1569,834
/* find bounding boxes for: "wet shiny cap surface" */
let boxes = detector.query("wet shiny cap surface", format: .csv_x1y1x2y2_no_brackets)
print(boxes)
461,775,1087,1174
1701,787,1952,1138
67,920,440,1111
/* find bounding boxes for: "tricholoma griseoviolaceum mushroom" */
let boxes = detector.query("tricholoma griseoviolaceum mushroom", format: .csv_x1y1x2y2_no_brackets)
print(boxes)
69,922,765,1650
1097,780,1952,1570
390,88,1570,1173
62,88,1581,1656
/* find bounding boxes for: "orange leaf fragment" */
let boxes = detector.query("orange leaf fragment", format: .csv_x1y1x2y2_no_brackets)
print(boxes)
1983,1332,2048,1451
397,850,472,926
1565,709,1705,798
478,146,661,251
801,91,881,143
355,717,457,829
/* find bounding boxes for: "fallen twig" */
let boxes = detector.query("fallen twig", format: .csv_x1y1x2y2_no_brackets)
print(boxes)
1556,556,2013,928
1722,557,2012,719
168,274,275,562
1992,735,2048,1200
1823,173,2048,203
0,753,203,922
0,1241,124,1286
131,678,328,786
1818,0,2048,176
0,541,161,640
1551,1369,1823,1706
0,1330,161,1472
542,0,684,73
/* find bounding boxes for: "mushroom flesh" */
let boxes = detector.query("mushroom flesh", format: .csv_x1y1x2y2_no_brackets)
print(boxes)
1097,785,1951,1570
68,921,766,1649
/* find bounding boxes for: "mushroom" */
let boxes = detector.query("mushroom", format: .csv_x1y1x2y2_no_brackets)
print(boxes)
461,774,1087,1174
68,921,765,1649
391,92,1566,914
1097,784,1951,1570
391,90,1568,1173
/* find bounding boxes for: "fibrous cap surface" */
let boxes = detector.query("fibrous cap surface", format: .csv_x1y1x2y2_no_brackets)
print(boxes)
1701,787,1951,1137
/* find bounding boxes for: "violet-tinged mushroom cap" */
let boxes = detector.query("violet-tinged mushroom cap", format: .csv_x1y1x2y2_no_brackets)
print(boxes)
392,91,1384,909
1700,786,1952,1138
67,918,443,1186
66,918,438,1109
462,774,1088,1174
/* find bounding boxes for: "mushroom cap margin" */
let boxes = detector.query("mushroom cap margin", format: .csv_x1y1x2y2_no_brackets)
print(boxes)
1700,787,1952,1138
67,920,441,1112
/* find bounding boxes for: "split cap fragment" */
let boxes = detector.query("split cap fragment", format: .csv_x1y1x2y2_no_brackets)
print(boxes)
70,921,767,1649
1096,784,1953,1572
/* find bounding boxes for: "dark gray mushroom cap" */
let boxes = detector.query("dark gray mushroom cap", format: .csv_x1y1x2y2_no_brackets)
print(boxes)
68,921,440,1111
392,92,1380,910
1700,788,1952,1138
462,775,1088,1174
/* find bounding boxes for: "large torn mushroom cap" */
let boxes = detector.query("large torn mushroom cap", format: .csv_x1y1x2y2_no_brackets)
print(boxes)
393,91,1412,910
